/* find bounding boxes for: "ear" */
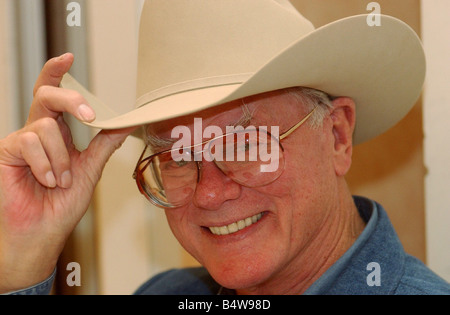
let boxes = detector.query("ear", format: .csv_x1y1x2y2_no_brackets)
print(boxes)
329,97,356,176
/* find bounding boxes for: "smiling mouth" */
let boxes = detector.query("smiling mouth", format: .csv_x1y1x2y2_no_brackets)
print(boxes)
207,212,264,236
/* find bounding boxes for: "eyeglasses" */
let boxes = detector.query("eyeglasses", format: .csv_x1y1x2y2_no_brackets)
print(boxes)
133,105,318,209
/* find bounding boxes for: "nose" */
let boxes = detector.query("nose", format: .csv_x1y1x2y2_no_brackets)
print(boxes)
192,160,241,210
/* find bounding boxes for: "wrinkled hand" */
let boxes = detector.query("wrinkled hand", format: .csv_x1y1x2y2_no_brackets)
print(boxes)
0,53,135,293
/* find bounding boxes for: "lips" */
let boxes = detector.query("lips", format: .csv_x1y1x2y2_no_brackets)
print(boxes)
208,212,264,236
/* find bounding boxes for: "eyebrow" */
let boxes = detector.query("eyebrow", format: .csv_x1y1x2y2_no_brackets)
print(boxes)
144,133,177,152
145,103,255,152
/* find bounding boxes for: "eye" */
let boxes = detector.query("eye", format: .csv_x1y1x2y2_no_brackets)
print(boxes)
236,137,257,152
175,160,189,167
236,142,250,152
162,159,192,173
162,150,192,170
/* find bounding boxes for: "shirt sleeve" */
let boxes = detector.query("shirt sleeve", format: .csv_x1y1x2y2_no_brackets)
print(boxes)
3,268,56,296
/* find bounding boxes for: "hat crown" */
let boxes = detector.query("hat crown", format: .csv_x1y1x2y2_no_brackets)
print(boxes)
136,0,314,107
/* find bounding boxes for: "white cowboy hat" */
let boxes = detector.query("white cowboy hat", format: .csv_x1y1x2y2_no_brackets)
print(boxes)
61,0,425,144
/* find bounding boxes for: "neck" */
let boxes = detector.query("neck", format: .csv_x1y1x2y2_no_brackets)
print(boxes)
236,184,365,295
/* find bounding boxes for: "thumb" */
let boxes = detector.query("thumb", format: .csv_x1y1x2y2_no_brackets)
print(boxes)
84,127,138,180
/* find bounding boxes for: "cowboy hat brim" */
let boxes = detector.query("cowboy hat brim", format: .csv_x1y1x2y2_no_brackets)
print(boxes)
61,14,425,145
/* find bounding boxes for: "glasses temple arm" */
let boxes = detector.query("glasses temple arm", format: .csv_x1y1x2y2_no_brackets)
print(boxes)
279,105,318,141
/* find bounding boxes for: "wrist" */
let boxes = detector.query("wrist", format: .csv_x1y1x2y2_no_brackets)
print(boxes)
0,237,60,294
0,259,57,294
2,268,56,295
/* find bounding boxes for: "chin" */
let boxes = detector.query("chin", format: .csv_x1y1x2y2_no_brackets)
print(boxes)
203,254,281,293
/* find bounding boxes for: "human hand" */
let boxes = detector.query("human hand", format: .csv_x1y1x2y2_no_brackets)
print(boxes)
0,53,135,293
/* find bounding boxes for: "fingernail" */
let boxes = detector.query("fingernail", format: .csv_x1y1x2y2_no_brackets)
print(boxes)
78,104,96,122
61,170,73,189
46,171,57,188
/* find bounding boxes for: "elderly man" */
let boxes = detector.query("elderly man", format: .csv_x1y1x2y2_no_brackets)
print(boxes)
0,0,449,295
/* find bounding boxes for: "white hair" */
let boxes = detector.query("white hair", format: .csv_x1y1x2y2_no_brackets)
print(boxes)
285,87,333,128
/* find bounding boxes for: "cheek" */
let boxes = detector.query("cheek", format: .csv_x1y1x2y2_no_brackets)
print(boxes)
164,209,196,253
261,145,328,198
257,139,335,228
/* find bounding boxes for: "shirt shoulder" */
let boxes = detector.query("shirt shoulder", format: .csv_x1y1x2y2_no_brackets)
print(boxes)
308,197,450,295
393,255,450,295
134,267,220,295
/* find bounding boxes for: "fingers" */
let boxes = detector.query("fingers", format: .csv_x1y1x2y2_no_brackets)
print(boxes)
19,132,57,188
33,53,74,96
27,52,96,125
5,54,132,191
83,127,138,182
30,118,72,188
27,85,95,124
7,124,136,191
13,53,96,188
6,118,73,189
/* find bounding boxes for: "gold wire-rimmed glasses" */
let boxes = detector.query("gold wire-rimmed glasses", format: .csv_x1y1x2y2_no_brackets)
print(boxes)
133,105,318,209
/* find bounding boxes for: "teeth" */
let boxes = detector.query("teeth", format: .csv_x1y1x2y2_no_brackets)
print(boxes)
209,213,263,236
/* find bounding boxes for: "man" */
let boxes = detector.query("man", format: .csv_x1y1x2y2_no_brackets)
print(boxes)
0,0,449,295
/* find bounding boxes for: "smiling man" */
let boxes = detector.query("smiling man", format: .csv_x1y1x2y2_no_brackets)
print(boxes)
1,0,449,295
137,89,365,294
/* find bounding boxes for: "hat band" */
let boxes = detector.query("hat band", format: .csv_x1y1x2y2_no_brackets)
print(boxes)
135,73,252,108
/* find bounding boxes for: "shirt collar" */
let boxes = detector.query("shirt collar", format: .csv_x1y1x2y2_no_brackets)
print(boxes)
304,196,406,295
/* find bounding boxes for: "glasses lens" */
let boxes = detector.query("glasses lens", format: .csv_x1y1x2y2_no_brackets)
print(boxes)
210,129,285,187
137,150,197,208
136,129,285,208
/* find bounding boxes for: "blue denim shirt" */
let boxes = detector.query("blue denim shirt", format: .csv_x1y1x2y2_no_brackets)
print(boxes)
5,269,56,295
8,196,450,295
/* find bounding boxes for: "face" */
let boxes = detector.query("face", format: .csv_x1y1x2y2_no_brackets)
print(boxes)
147,90,345,293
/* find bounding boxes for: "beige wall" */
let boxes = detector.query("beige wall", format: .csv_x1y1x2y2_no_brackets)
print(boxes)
422,0,450,281
86,0,196,294
0,0,10,138
0,0,17,138
86,0,151,295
